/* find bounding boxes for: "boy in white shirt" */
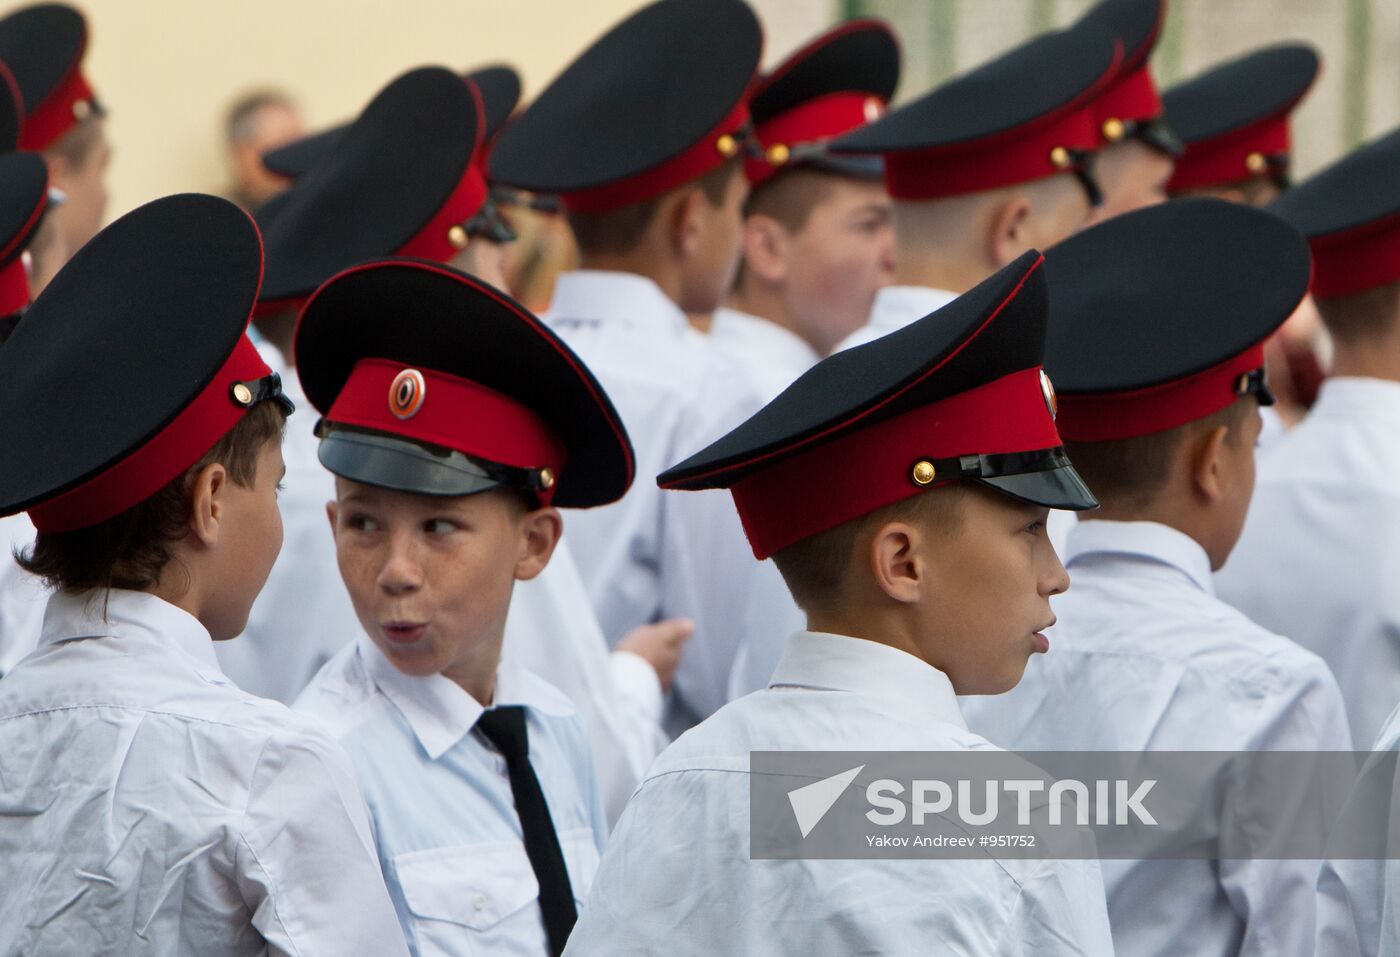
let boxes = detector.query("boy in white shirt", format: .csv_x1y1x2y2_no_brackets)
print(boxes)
292,259,635,956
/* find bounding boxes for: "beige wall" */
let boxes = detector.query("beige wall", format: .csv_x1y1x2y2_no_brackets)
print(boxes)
77,0,834,221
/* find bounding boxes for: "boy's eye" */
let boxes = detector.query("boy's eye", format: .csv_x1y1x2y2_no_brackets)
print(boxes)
346,513,379,532
425,519,459,535
1025,521,1045,536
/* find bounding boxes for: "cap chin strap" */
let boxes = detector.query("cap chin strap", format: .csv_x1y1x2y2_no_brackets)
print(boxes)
230,371,296,416
914,446,1076,485
1065,148,1104,207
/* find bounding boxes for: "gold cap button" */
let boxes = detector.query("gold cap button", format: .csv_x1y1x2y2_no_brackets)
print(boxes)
539,467,556,490
716,133,738,158
1101,117,1125,142
1049,146,1071,169
766,143,790,165
911,460,937,486
1245,152,1268,174
231,383,253,407
447,224,470,250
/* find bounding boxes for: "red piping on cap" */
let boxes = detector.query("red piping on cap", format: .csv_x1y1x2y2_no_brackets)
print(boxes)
325,358,566,504
1055,342,1266,442
731,367,1063,559
562,100,751,214
747,91,887,185
1309,210,1400,299
29,335,274,532
19,65,96,152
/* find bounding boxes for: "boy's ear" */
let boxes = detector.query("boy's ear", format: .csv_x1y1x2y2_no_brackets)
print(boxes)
989,194,1034,268
514,506,563,582
187,462,228,548
740,214,790,286
670,187,706,258
867,520,923,604
326,499,339,533
1190,424,1231,503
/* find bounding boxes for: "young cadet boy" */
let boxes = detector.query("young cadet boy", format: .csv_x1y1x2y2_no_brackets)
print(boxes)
237,66,672,823
291,259,633,957
961,200,1352,956
0,150,56,674
490,0,766,728
708,19,900,401
565,252,1114,955
1218,127,1400,749
830,20,1118,351
0,195,408,954
0,3,110,263
1074,0,1180,225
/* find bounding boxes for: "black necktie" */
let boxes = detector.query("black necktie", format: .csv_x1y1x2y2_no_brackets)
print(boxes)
476,705,578,956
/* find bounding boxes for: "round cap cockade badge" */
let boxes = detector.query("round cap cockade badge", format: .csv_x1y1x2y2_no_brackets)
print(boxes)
389,368,426,419
1040,369,1057,419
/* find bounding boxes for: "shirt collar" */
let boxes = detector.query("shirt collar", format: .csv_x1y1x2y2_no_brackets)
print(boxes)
1311,376,1400,420
357,635,575,760
39,588,228,683
768,630,966,730
545,269,689,337
1065,520,1215,596
710,307,821,367
868,285,960,333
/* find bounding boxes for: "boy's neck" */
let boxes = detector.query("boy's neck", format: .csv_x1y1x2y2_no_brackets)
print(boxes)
577,252,686,312
725,281,815,352
441,630,506,708
893,251,980,296
1330,336,1400,383
805,609,932,672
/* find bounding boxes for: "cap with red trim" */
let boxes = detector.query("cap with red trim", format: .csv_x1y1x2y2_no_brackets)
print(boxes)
1268,126,1400,300
745,19,900,187
829,23,1120,204
1163,43,1319,194
0,4,103,152
1077,0,1179,155
0,151,51,326
0,194,292,532
255,67,489,308
1044,198,1310,443
262,64,522,182
488,0,762,214
295,260,633,508
657,251,1095,559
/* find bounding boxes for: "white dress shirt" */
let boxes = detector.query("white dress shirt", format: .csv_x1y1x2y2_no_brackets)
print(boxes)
544,270,764,726
0,511,44,675
706,306,820,403
1315,700,1400,957
1217,376,1400,746
565,631,1115,956
835,285,960,352
223,343,666,826
963,520,1352,957
0,588,408,956
296,637,606,957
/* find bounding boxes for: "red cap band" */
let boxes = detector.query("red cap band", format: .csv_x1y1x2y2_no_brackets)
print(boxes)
562,101,750,214
1167,114,1290,193
19,67,97,152
1055,343,1266,443
883,106,1099,200
747,91,887,185
29,335,273,533
730,366,1063,559
1094,66,1162,142
325,357,566,501
0,256,28,316
1308,212,1400,299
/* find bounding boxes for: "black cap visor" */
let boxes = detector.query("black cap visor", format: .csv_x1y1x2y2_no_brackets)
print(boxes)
925,447,1098,511
318,425,515,498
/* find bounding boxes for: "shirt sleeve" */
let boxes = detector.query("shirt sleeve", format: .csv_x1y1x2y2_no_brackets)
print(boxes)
234,727,410,957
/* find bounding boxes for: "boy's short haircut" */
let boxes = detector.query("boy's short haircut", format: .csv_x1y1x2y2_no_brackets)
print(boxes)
1063,397,1254,511
43,115,104,170
17,399,288,593
566,155,742,258
1314,278,1400,348
741,167,842,230
772,483,965,612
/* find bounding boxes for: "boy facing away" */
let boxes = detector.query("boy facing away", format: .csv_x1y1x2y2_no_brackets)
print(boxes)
0,195,408,955
290,259,636,957
564,252,1114,955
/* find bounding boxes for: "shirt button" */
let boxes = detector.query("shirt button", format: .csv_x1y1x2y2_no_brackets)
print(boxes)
473,894,487,911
